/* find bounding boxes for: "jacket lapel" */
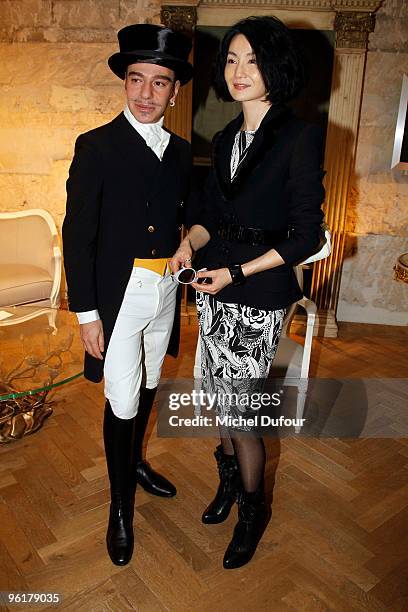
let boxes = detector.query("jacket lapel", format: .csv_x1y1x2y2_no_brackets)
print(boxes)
213,103,293,200
109,112,161,199
147,133,180,200
212,114,240,201
110,113,181,201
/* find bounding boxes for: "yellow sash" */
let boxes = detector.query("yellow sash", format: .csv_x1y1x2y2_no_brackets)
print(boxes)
133,258,171,276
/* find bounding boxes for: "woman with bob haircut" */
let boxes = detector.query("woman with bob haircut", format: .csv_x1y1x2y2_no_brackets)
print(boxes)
172,15,326,568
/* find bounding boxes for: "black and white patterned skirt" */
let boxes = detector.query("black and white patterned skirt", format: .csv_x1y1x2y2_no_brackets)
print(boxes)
196,292,286,432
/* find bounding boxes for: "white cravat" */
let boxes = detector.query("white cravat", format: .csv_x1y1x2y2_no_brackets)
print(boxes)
123,104,170,160
76,106,171,325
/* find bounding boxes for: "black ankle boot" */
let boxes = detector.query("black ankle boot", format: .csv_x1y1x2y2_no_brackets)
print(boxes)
103,400,136,566
223,488,271,569
202,445,241,524
133,387,176,498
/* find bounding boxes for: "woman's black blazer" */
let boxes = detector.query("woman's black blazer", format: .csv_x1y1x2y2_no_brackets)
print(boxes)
190,103,326,311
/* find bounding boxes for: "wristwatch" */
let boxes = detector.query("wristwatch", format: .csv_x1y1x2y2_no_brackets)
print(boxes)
228,263,246,286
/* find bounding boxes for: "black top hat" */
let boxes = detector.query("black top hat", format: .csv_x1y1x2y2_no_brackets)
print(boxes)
108,24,193,85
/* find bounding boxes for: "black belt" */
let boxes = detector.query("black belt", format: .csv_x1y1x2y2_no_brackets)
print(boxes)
217,220,288,246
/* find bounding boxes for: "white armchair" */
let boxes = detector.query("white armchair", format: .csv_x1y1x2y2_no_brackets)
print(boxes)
0,209,62,309
193,266,316,432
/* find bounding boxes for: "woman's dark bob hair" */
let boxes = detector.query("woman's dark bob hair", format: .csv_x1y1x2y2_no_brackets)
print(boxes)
213,16,307,104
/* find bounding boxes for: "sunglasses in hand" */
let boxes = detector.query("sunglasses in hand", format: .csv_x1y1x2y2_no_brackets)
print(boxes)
172,267,212,285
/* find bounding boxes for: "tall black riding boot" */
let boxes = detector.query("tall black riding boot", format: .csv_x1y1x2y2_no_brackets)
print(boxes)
103,399,136,566
133,386,176,497
223,486,271,569
202,445,241,524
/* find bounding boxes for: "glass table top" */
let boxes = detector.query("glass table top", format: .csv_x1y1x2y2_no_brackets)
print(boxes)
0,306,83,401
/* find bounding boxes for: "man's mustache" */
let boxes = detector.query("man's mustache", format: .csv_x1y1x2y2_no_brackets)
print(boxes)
130,100,159,107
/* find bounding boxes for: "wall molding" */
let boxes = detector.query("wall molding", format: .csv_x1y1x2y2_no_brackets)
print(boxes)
198,0,381,12
161,5,198,33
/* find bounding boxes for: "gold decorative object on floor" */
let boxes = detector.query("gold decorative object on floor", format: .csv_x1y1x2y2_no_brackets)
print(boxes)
0,306,83,443
0,393,53,442
394,253,408,283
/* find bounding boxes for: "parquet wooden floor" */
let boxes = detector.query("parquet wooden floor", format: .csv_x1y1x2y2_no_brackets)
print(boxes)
0,322,407,611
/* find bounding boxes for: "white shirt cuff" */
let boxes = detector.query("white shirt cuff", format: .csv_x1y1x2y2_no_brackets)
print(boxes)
76,310,100,324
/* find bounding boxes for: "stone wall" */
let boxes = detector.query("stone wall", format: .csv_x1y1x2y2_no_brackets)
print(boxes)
337,0,408,325
0,0,161,262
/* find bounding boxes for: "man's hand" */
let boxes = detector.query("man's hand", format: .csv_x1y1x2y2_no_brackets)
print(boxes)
80,319,104,360
170,237,194,273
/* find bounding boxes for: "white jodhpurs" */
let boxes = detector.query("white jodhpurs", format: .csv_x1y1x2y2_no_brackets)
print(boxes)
104,267,178,419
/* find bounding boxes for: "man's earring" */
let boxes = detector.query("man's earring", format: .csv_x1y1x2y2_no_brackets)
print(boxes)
170,100,176,107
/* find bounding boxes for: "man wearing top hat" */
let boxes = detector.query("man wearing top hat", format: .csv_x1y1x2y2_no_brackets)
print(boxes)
62,24,193,566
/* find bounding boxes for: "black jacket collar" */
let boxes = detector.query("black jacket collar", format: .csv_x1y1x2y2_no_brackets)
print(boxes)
109,112,179,199
212,103,293,200
110,112,176,158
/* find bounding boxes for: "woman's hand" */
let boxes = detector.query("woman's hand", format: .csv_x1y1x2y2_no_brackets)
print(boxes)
170,237,193,273
191,267,232,294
